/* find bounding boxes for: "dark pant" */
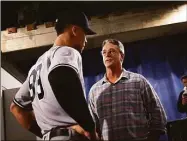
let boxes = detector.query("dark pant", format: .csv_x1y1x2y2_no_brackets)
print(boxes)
167,118,187,141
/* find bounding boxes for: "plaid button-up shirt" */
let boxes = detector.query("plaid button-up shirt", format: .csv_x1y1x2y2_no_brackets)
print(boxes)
88,69,167,140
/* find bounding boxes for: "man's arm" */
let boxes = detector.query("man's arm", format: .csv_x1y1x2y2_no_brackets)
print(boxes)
10,102,42,138
141,78,167,141
177,91,187,113
48,66,95,134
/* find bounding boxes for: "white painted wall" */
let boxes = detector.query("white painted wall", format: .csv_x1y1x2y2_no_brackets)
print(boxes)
1,89,5,141
1,68,22,89
1,68,22,140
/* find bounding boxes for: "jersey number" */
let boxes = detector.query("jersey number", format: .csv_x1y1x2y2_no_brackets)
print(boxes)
29,64,44,100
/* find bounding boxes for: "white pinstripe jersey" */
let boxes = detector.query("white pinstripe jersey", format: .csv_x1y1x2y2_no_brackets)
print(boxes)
13,46,86,134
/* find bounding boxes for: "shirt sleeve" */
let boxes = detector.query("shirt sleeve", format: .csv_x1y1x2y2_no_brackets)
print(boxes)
88,88,97,122
49,47,80,74
13,77,33,111
140,76,167,133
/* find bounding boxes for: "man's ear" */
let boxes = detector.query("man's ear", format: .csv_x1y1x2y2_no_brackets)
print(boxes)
120,53,124,63
71,26,77,36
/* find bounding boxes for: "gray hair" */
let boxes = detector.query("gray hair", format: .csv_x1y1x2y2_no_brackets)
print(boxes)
102,39,125,55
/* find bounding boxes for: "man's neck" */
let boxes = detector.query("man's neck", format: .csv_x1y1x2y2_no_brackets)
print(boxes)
106,66,123,83
54,34,72,47
53,34,82,53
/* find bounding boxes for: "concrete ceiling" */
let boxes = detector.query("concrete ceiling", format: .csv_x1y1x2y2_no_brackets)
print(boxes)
1,1,184,30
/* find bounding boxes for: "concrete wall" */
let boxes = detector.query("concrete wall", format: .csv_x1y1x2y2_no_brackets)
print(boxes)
1,68,22,89
1,89,5,141
1,68,22,140
1,68,43,140
3,88,38,140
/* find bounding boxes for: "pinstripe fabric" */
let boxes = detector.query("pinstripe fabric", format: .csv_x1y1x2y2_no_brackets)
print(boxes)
88,69,167,140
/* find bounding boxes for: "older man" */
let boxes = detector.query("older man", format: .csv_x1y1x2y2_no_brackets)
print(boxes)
88,39,167,141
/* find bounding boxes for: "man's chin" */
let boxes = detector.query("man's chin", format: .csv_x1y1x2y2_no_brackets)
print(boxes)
81,47,85,53
105,63,113,68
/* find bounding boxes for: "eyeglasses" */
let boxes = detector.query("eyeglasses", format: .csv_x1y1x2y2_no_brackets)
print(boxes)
101,49,118,56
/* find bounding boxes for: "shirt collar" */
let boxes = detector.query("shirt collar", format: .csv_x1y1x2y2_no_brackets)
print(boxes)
102,68,129,84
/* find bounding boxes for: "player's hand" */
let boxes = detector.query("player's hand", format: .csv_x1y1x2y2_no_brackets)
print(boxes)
70,125,91,139
70,125,86,135
70,125,99,140
84,130,98,140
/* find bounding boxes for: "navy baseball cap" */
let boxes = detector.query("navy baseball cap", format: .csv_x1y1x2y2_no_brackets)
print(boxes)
55,10,96,35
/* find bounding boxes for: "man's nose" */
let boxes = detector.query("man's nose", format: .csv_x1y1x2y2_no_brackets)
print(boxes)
83,37,87,48
85,37,87,44
106,51,112,57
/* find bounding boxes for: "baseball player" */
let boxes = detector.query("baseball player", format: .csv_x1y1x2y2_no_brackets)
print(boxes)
10,10,97,140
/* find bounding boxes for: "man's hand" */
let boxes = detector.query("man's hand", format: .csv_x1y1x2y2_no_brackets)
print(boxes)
147,130,162,141
182,95,187,105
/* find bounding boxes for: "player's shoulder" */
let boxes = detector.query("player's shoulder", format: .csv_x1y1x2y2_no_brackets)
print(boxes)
27,48,50,76
48,46,82,72
52,46,81,59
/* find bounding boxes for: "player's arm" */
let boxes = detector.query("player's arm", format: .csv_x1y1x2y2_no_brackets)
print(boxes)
10,102,34,129
48,66,95,133
10,79,42,138
10,103,42,138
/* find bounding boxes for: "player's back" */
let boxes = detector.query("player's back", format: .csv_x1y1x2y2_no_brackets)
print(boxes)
28,46,81,134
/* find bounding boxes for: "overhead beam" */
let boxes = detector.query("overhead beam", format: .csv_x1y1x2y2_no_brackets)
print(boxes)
87,21,187,49
1,4,187,52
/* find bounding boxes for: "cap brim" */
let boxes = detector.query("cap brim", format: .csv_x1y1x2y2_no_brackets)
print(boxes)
84,28,96,35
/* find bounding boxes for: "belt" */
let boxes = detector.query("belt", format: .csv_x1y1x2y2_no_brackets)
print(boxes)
50,128,70,139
